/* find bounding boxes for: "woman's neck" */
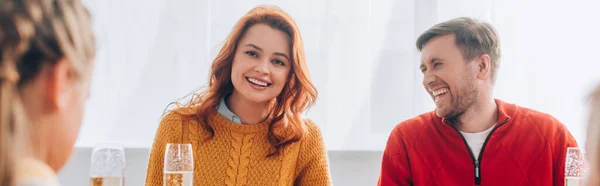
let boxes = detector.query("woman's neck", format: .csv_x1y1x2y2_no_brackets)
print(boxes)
226,93,272,124
24,113,53,172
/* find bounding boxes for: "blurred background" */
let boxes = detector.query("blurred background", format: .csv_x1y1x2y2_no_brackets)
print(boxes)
59,0,600,185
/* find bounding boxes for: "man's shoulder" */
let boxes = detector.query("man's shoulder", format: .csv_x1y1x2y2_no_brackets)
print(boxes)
391,111,436,136
504,102,578,149
511,104,563,127
508,104,570,139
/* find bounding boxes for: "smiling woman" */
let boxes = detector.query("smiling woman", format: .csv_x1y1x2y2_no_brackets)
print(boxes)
144,5,332,186
229,24,293,119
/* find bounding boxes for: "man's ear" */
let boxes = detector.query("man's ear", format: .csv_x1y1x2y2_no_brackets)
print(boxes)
476,54,491,80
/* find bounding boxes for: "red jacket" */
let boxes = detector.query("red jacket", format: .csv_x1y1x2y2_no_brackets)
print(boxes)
378,99,578,186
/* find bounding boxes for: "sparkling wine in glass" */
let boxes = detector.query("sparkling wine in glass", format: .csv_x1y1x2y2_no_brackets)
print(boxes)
565,147,587,186
90,143,126,186
163,143,194,186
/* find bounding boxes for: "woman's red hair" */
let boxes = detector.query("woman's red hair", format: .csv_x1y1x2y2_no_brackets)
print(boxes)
172,5,317,157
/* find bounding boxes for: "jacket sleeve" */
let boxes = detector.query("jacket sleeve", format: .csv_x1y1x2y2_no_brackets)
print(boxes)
378,125,412,186
145,112,183,186
552,120,578,186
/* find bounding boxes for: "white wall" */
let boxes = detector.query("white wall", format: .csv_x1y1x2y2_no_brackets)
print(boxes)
490,0,600,145
61,0,600,185
77,0,600,151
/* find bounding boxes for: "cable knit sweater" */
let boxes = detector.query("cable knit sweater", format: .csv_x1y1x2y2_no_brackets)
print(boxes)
145,111,332,186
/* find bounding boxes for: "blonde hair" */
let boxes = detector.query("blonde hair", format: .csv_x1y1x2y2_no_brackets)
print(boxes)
587,83,600,183
0,0,95,185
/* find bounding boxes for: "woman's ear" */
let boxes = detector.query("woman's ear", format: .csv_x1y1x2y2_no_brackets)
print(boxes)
43,58,73,112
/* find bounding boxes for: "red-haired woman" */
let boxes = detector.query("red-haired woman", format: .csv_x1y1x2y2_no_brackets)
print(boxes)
145,5,331,186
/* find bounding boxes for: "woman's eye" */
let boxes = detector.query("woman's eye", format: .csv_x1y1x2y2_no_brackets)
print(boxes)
245,51,258,57
273,60,285,66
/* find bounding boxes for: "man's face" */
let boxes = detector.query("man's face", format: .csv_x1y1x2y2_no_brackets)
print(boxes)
420,34,480,119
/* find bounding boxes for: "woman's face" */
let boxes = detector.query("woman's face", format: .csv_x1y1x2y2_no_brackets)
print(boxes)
230,23,292,104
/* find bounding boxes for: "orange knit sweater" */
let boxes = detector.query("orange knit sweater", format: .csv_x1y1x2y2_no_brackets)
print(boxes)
144,111,332,186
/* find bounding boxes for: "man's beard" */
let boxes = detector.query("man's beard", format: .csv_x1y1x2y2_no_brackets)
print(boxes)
441,74,478,121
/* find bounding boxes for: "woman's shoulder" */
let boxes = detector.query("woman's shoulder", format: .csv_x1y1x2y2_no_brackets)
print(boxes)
300,118,324,142
295,119,328,165
15,158,60,186
159,111,184,127
159,108,199,127
156,108,208,142
18,180,60,186
154,110,191,141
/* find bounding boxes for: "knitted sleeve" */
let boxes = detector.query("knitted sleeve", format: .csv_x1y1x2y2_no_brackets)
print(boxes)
294,119,332,186
144,112,183,186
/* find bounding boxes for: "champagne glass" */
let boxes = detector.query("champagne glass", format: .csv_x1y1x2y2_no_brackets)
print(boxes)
565,147,587,186
164,143,194,186
90,143,126,186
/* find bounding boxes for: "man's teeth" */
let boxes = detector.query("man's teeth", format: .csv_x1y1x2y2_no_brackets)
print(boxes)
432,88,449,97
248,77,268,86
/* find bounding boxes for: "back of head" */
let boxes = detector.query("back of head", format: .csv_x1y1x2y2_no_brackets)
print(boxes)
416,17,501,84
0,0,95,185
587,83,600,184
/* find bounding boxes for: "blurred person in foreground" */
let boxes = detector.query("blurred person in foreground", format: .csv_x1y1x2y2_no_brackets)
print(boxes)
0,0,96,185
586,83,600,186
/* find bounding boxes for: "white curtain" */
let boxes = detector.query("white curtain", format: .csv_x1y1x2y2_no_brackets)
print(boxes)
78,0,600,150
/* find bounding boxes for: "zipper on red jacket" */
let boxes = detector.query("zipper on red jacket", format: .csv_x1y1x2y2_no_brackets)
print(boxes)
444,117,510,185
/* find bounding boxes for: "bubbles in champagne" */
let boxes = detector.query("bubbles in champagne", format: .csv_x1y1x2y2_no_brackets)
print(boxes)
164,171,193,186
90,176,124,186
